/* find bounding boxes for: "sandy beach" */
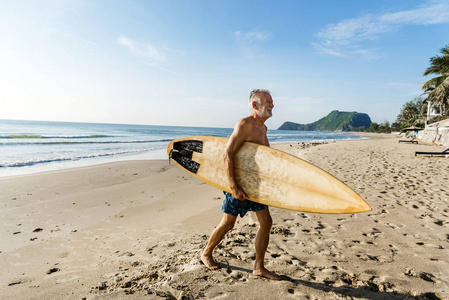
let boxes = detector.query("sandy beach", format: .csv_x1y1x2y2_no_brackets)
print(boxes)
1,134,448,299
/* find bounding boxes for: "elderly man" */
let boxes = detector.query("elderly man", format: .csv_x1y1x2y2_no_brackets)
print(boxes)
201,89,280,280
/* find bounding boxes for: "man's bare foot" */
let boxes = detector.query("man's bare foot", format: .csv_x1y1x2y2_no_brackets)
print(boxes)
253,267,281,280
201,254,220,271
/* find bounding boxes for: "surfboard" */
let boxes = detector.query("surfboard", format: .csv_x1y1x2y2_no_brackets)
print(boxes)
167,136,371,214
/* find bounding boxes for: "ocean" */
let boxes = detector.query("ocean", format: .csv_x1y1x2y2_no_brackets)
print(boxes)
0,119,362,177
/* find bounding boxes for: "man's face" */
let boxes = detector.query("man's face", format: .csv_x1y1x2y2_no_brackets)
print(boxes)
256,92,274,120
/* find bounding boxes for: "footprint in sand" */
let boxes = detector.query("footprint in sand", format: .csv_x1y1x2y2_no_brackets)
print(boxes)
356,253,390,263
415,242,444,249
404,269,439,283
433,220,446,227
362,228,384,239
388,244,401,255
226,268,248,281
271,227,294,237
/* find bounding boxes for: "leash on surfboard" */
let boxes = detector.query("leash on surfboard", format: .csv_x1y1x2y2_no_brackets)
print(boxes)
168,149,174,165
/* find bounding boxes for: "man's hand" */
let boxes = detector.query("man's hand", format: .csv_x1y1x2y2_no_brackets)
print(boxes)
231,186,248,201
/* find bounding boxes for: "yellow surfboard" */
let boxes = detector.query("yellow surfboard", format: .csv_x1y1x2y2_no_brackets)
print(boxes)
167,136,371,214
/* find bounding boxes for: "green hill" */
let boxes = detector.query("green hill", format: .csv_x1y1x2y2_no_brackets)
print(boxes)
278,110,372,132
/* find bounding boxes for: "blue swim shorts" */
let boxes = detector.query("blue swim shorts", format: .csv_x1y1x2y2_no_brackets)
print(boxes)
221,191,268,218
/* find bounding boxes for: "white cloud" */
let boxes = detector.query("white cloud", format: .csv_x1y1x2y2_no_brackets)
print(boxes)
234,30,270,43
118,36,166,65
314,0,449,57
233,30,270,58
380,1,449,25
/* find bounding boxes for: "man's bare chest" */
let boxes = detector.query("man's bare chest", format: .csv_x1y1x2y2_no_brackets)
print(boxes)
246,130,269,146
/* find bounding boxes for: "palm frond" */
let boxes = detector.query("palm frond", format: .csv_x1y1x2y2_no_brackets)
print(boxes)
421,75,446,90
440,45,449,56
422,45,449,110
427,76,449,106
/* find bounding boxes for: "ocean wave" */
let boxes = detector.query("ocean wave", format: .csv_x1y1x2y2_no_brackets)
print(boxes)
0,134,112,139
0,138,172,146
0,148,161,168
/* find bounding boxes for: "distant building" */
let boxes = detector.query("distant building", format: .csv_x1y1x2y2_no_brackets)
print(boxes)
427,101,443,119
426,100,447,128
420,101,449,147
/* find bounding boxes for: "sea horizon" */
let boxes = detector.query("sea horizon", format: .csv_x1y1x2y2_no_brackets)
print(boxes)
0,119,364,177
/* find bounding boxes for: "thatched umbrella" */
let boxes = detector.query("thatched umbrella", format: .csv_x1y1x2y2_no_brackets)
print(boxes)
401,126,424,132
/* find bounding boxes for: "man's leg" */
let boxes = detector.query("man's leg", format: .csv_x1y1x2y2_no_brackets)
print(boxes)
253,209,281,280
201,213,237,270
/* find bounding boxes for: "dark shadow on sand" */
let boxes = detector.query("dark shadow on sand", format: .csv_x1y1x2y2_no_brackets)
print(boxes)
216,263,431,299
282,275,436,300
217,261,253,274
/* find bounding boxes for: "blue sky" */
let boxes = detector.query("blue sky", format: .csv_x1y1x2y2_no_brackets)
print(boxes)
1,0,449,129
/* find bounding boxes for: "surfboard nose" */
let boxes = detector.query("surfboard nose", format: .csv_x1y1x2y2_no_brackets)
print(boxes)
355,200,372,213
343,190,371,213
344,191,371,213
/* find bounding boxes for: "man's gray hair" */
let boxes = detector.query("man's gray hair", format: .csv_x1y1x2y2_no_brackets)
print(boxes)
248,89,271,109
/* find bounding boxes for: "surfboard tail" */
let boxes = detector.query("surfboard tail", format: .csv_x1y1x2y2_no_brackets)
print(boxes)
168,139,204,174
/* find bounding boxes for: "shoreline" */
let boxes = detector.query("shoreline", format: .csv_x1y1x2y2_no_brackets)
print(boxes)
0,148,169,179
1,135,448,299
0,132,370,179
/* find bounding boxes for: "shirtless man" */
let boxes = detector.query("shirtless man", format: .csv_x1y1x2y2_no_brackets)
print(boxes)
201,89,280,280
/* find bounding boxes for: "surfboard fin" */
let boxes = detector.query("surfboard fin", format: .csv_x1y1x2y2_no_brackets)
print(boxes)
169,140,203,174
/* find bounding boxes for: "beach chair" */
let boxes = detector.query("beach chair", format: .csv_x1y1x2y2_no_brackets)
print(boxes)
399,138,418,144
415,148,449,157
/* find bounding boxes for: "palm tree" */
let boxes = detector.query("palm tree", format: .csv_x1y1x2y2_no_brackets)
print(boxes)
396,97,425,128
421,45,449,116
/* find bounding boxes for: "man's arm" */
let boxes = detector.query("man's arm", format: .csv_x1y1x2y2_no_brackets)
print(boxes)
223,118,251,200
264,124,270,147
